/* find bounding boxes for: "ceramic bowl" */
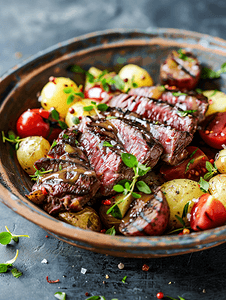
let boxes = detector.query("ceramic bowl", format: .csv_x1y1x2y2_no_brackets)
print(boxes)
1,28,226,258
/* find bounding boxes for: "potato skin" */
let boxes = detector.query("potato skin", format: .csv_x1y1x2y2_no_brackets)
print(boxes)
118,64,154,91
215,149,226,174
40,77,81,118
58,207,101,232
203,90,226,116
209,174,226,207
65,99,97,127
161,179,204,229
16,136,50,175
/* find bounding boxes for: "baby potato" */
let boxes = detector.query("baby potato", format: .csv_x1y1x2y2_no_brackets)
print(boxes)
161,179,204,229
209,174,226,207
118,64,154,91
215,149,226,173
65,99,98,127
40,77,81,118
16,136,50,175
203,90,226,116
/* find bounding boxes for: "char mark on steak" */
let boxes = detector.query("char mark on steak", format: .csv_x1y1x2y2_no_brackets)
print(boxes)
28,128,100,214
78,117,134,196
102,108,193,165
160,49,201,91
108,93,197,134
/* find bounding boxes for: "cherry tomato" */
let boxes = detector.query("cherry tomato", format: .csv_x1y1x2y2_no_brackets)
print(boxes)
199,112,226,149
160,146,208,181
190,193,226,231
84,84,111,101
16,108,50,139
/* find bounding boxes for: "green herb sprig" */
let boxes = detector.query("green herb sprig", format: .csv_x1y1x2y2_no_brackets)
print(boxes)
166,296,186,300
0,250,21,276
107,153,151,218
0,226,29,245
50,109,68,130
177,109,197,117
2,131,24,150
121,275,127,283
199,176,209,193
172,92,187,97
63,86,84,105
201,62,226,79
83,101,108,114
85,296,106,300
105,226,116,236
177,49,194,62
204,161,218,181
54,292,67,300
30,167,53,182
168,202,191,234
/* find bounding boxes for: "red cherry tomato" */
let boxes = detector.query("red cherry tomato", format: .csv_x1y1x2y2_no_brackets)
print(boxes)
190,193,226,231
160,146,208,181
199,112,226,149
84,85,109,101
16,108,50,139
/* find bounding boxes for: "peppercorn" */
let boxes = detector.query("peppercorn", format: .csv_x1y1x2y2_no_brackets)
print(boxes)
156,292,164,299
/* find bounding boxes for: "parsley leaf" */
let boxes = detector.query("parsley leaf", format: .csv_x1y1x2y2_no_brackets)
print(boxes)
199,177,209,193
177,49,194,62
11,268,22,278
201,62,226,79
83,105,94,112
54,292,67,300
204,161,218,180
103,141,113,147
0,226,29,245
177,110,197,117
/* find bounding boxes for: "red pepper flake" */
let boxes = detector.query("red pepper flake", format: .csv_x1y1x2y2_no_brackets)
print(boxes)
156,292,164,299
102,200,111,205
202,156,206,161
209,159,214,164
85,292,89,297
123,78,128,82
45,235,49,238
166,138,171,142
41,186,48,195
140,75,146,80
142,264,149,271
100,229,106,233
209,99,213,104
49,76,56,84
69,107,75,114
205,130,210,135
79,116,82,120
46,276,60,283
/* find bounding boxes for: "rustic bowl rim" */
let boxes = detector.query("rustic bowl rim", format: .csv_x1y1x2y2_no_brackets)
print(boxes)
1,27,226,257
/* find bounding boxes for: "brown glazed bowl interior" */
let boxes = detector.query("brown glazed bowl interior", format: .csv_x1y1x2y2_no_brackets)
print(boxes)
1,28,226,258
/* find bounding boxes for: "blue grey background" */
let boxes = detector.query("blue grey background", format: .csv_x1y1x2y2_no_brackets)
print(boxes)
1,1,226,299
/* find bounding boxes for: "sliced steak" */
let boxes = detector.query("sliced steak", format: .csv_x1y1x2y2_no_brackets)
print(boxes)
101,108,193,165
78,117,134,196
27,129,100,214
160,49,201,91
108,94,197,134
160,90,208,123
119,188,170,236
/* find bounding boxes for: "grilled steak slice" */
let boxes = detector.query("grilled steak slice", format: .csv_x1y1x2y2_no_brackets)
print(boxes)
160,90,208,123
119,188,170,236
28,128,100,214
160,49,201,91
78,117,134,196
108,94,197,134
101,108,193,165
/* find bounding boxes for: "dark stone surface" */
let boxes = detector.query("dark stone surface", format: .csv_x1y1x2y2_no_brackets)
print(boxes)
1,1,226,299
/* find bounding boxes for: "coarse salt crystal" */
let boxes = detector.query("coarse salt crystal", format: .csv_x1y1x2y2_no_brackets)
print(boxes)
41,259,48,264
81,268,87,274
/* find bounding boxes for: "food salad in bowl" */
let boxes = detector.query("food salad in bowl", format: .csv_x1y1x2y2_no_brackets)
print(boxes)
1,29,226,257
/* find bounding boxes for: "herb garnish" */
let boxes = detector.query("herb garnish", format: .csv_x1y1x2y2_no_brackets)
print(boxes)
106,116,117,120
204,161,218,180
166,296,186,300
85,296,106,300
107,153,151,218
172,92,187,97
72,116,80,125
199,176,209,193
2,130,24,150
121,275,127,283
11,268,23,278
103,141,113,147
168,202,191,234
209,89,218,97
185,158,195,173
195,88,203,94
0,226,29,245
30,167,53,181
201,62,226,79
54,291,67,300
50,140,57,150
63,86,84,105
105,226,116,236
0,250,19,274
177,49,194,62
177,109,197,117
50,109,68,130
83,101,108,114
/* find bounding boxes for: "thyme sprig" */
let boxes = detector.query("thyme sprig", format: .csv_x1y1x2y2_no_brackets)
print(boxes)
2,131,24,150
30,167,53,181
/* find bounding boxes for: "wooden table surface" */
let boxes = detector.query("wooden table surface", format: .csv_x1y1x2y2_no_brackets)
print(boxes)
1,1,226,299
